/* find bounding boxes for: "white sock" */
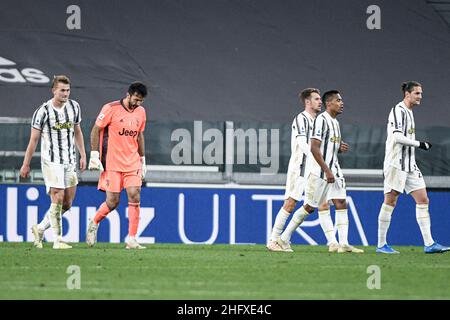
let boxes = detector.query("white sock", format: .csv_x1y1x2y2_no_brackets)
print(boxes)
416,204,434,247
377,203,394,248
319,209,337,245
270,208,291,241
336,209,349,246
37,214,50,232
49,203,63,242
38,209,67,232
281,206,310,242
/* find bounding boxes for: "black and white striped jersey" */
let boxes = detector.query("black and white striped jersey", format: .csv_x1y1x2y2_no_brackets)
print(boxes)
31,99,81,165
288,111,314,177
307,111,343,179
384,101,416,172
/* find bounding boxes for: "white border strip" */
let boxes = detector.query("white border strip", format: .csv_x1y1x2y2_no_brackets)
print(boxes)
146,182,384,191
148,165,219,172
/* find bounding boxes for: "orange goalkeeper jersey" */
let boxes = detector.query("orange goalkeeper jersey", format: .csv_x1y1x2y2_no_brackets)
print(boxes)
96,99,146,172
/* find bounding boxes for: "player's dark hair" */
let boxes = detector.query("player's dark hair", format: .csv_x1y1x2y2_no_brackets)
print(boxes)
322,90,340,107
128,82,148,97
401,81,421,96
52,75,70,88
299,88,320,105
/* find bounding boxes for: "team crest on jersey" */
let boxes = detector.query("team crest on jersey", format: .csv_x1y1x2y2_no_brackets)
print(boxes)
408,128,415,134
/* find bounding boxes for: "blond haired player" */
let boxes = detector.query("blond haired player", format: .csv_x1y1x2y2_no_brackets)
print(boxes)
20,75,86,249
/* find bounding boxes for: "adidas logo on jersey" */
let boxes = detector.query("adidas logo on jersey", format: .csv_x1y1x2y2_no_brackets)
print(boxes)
0,56,50,84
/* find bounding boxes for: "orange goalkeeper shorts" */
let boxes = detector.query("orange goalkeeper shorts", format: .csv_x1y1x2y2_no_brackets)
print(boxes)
98,170,142,193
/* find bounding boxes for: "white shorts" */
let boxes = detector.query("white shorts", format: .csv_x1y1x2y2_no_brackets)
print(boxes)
383,166,426,194
304,173,347,208
283,170,305,201
42,160,78,194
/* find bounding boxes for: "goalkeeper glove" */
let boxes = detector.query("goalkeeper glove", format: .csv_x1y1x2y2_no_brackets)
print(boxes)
141,156,147,180
88,151,104,171
418,141,432,151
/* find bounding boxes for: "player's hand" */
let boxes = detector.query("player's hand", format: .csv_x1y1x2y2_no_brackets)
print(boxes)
339,141,350,153
19,164,30,178
325,170,335,183
79,156,87,171
88,151,104,171
141,156,147,180
418,141,432,151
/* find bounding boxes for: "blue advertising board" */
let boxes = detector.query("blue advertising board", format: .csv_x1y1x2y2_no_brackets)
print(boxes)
0,184,449,246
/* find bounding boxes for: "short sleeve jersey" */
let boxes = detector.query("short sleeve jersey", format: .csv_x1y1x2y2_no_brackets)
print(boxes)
306,111,343,179
95,99,146,172
31,99,81,165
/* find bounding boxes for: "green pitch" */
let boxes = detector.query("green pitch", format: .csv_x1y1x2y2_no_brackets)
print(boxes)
0,243,449,299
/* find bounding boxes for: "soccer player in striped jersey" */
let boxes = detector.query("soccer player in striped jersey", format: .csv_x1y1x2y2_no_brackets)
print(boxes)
86,82,148,249
20,75,86,249
376,81,450,254
267,88,339,253
279,90,363,253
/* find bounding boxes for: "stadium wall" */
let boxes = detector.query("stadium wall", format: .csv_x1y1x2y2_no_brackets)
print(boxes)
1,184,449,246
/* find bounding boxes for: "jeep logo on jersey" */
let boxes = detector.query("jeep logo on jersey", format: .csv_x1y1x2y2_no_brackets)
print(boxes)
118,128,138,137
0,56,50,84
52,122,73,130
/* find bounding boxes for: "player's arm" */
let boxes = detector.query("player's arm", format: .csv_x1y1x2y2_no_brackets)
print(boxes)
310,138,334,183
74,124,86,171
88,124,104,171
138,132,147,180
391,107,431,150
20,128,41,178
339,141,349,153
90,124,101,152
295,135,310,155
393,132,431,150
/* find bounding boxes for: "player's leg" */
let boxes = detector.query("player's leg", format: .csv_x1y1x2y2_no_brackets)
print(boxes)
376,190,399,253
410,188,433,246
333,197,363,253
317,202,339,252
124,170,146,249
328,178,363,254
376,166,405,253
33,166,78,247
274,198,301,252
409,186,449,253
87,170,121,247
267,197,297,251
86,191,120,247
48,187,72,249
268,171,303,251
277,174,325,252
